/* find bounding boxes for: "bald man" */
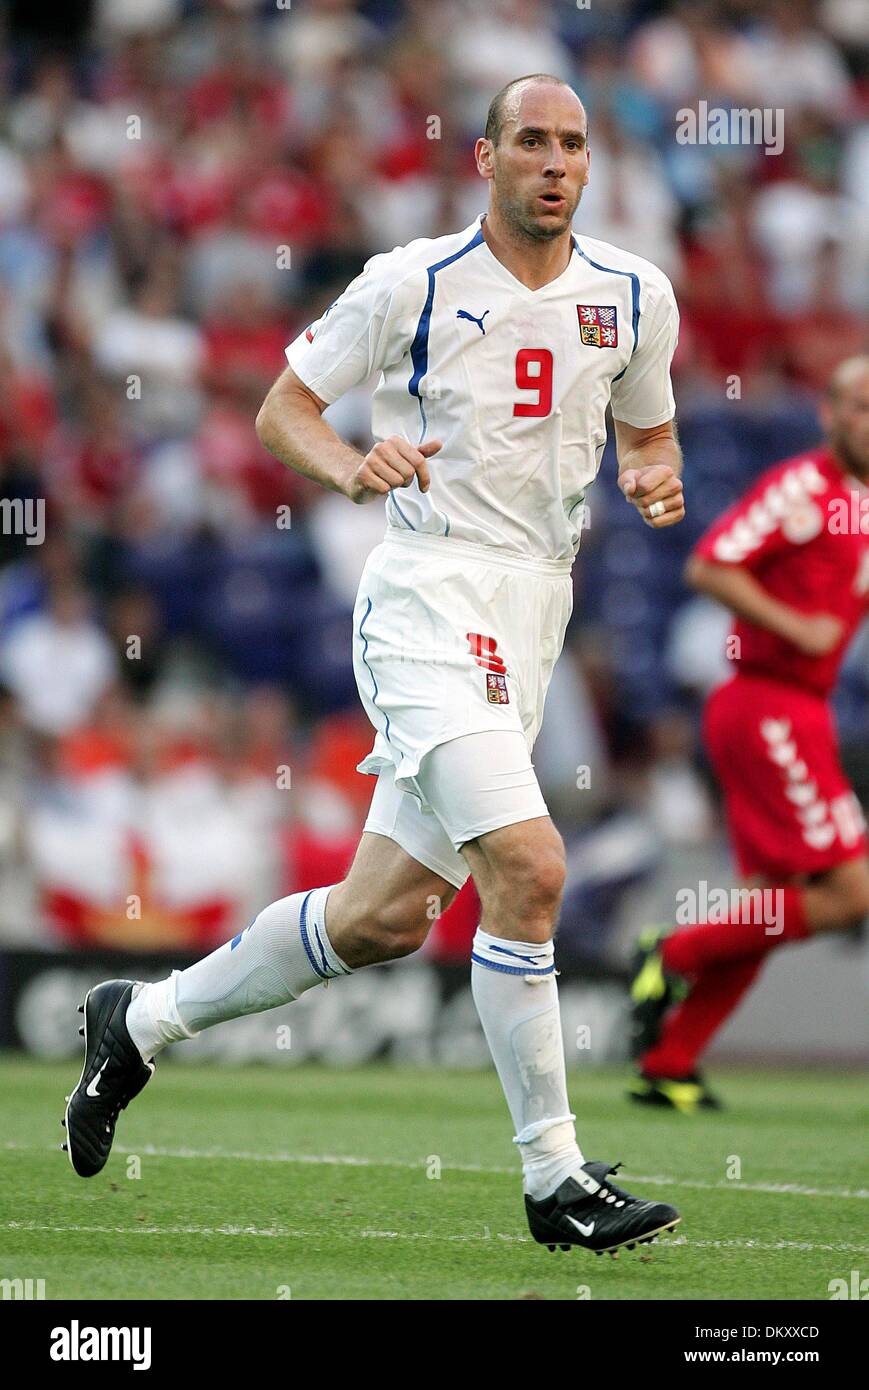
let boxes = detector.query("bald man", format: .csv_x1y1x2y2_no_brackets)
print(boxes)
67,75,684,1258
631,357,869,1112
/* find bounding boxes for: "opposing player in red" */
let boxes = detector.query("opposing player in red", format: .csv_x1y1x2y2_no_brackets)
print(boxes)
629,356,869,1111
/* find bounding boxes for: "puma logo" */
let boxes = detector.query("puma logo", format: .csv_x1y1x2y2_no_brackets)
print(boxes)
456,308,490,336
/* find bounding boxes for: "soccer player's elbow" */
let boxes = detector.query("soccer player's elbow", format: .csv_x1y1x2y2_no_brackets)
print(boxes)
684,553,711,593
254,394,274,449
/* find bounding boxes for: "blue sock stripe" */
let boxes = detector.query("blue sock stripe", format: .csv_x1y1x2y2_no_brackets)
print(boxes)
490,943,551,966
230,918,256,951
312,919,341,979
471,952,555,977
299,890,329,980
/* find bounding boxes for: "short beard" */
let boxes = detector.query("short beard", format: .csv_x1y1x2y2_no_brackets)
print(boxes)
831,430,869,481
494,184,578,243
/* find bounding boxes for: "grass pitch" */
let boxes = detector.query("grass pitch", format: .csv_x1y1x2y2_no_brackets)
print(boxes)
1,1057,867,1301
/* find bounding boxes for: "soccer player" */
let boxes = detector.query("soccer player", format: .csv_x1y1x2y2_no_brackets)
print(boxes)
630,356,869,1113
65,75,686,1256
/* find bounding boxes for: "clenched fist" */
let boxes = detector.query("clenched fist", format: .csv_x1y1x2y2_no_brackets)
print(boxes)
619,464,685,528
345,436,443,505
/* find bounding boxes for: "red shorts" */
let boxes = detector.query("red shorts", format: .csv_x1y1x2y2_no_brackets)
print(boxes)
704,673,867,881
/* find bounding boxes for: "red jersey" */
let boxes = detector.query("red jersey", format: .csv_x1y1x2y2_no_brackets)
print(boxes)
694,448,869,696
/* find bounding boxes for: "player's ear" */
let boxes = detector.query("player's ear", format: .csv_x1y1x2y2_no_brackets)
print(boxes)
475,137,495,180
583,146,591,185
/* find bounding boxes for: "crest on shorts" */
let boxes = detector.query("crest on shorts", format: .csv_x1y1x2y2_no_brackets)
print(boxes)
486,673,509,705
466,632,507,674
577,304,618,349
467,632,509,701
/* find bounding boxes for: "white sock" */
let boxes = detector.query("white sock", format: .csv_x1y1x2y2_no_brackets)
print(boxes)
471,927,585,1200
126,885,350,1062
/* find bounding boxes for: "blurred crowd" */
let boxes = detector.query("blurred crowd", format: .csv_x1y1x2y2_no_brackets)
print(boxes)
0,0,867,956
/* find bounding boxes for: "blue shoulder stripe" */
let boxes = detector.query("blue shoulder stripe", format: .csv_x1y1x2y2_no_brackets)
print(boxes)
573,237,641,382
408,227,485,431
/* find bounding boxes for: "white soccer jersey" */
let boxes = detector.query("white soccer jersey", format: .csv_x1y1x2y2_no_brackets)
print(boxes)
285,213,678,562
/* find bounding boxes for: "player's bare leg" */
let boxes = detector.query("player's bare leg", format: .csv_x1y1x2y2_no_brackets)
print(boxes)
630,856,869,1109
64,832,456,1177
463,816,566,943
461,816,681,1253
136,829,456,1047
800,856,869,933
325,832,458,966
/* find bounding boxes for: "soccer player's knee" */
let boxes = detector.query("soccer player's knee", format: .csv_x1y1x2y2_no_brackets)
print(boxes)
531,847,567,914
841,878,869,928
509,838,566,919
357,889,433,960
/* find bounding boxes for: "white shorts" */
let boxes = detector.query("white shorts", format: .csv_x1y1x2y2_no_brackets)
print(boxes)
365,731,549,888
353,531,573,886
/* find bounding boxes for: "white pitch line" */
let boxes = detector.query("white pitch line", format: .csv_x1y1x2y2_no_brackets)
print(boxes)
629,1174,869,1202
0,1219,533,1244
3,1219,297,1240
1,1220,527,1244
3,1220,868,1256
4,1140,867,1201
669,1237,869,1254
357,1232,869,1254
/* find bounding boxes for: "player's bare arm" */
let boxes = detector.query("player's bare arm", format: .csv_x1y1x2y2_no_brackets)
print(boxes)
615,418,684,528
256,365,442,504
685,555,845,656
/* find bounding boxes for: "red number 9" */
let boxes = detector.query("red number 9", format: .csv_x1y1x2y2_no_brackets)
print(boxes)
514,348,553,417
